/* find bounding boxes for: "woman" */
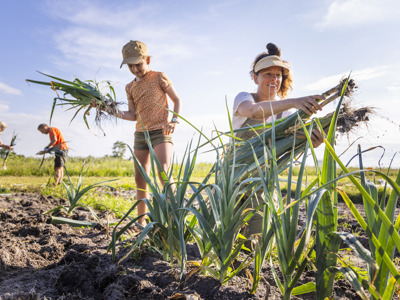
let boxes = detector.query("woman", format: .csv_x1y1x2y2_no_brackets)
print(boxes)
232,43,325,238
233,43,324,141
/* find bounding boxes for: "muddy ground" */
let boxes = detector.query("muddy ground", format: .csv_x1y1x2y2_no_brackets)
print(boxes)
0,192,368,299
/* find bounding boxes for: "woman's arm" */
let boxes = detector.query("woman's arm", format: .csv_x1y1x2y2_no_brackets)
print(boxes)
163,86,182,135
237,95,324,120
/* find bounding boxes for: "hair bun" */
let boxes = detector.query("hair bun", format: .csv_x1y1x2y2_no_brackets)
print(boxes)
266,43,281,56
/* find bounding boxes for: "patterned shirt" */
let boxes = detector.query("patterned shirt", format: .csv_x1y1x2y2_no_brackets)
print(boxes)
125,71,172,132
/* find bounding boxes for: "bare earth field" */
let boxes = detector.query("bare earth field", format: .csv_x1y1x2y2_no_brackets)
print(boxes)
0,193,365,299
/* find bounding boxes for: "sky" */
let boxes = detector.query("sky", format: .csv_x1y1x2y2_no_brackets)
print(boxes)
1,0,400,168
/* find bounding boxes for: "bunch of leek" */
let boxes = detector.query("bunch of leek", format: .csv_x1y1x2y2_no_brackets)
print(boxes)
26,72,121,134
230,78,365,178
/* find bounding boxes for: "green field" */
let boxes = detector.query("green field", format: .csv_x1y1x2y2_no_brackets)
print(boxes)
1,155,397,213
0,155,213,217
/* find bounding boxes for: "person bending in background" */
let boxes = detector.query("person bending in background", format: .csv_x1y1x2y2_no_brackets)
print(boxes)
232,42,325,238
0,122,14,151
37,123,68,185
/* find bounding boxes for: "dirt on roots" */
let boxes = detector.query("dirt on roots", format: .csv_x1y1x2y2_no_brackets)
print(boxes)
0,193,364,299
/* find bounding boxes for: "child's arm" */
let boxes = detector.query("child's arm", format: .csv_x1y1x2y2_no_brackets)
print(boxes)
163,86,182,135
116,98,136,121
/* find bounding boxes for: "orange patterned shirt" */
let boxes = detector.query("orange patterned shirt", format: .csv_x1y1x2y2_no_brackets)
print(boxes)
125,71,172,132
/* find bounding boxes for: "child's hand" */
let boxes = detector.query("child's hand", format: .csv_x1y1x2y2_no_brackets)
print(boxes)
90,99,105,112
163,122,177,135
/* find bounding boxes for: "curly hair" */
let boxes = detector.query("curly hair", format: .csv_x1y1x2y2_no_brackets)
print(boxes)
250,43,293,99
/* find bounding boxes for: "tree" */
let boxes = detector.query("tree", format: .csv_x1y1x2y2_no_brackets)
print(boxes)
112,141,126,158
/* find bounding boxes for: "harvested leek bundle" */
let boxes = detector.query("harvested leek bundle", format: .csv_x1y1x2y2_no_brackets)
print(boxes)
2,131,17,169
230,78,370,178
26,72,122,134
37,145,67,169
233,78,357,141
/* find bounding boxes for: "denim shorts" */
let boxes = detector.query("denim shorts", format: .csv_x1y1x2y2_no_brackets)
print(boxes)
134,129,173,151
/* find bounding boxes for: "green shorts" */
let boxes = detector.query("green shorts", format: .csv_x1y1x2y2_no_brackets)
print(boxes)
134,129,173,151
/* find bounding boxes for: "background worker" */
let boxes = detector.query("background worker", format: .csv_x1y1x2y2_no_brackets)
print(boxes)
0,122,14,151
37,123,68,185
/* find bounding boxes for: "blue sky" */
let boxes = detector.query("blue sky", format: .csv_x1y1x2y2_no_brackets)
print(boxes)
1,0,399,167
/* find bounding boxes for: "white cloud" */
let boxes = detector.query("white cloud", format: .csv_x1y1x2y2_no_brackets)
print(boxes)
387,82,400,92
44,0,157,28
43,1,210,76
316,0,400,30
0,82,22,96
304,66,388,91
0,102,9,113
352,66,388,81
304,73,346,92
207,71,223,76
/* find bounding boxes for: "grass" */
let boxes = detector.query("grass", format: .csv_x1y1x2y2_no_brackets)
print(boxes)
0,176,136,219
0,157,214,221
0,155,213,178
1,165,396,204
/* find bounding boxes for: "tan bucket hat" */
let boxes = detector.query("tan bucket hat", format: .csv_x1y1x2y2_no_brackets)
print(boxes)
120,40,149,68
254,55,291,74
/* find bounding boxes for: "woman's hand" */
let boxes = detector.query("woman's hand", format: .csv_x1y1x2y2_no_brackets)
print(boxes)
291,95,324,115
163,122,177,135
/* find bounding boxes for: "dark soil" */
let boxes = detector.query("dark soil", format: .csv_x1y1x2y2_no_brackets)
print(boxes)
0,193,366,299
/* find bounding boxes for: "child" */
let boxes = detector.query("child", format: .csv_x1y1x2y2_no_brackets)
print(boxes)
109,40,182,227
0,122,14,151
